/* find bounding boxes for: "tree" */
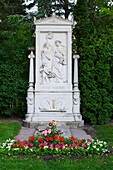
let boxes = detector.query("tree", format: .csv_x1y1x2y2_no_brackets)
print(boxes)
30,0,75,19
0,15,34,117
73,0,113,124
0,0,25,20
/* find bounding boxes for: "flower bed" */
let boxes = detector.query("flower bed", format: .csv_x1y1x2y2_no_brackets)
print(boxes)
0,120,110,156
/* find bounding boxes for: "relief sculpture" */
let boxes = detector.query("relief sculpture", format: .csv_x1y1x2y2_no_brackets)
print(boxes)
39,97,66,112
40,32,67,84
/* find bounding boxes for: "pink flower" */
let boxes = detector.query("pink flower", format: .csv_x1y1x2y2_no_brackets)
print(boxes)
87,139,91,143
42,131,44,135
69,145,73,149
44,130,48,136
82,143,86,147
50,144,54,148
30,143,33,146
51,120,55,122
44,141,48,145
25,144,28,147
74,145,78,148
55,145,61,149
62,144,65,148
17,139,20,143
48,129,51,134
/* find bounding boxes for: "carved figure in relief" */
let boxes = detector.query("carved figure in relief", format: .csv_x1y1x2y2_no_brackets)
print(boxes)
40,32,67,84
53,40,67,83
40,33,55,84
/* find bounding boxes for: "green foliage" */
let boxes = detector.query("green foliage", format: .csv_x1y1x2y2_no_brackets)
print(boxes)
0,15,34,117
73,0,113,124
0,0,25,20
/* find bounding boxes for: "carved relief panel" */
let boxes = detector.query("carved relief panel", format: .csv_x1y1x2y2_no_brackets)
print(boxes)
39,32,67,85
39,97,66,112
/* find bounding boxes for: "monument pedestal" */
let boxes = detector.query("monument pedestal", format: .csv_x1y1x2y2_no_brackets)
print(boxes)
24,13,84,128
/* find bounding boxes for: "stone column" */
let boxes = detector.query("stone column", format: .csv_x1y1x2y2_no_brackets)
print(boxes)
73,55,84,126
73,54,79,90
26,50,35,121
28,51,35,90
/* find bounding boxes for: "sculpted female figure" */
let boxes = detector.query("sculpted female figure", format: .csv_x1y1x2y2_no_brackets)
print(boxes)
53,40,67,83
40,32,55,84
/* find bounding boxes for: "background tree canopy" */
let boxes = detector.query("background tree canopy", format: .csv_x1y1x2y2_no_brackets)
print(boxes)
73,0,113,124
0,0,113,124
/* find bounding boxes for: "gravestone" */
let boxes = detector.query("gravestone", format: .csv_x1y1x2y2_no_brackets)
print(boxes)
24,13,84,128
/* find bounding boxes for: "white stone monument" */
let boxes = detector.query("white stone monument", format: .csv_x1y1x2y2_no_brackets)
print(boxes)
24,13,84,128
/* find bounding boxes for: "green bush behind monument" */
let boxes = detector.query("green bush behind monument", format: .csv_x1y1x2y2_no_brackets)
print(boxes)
73,0,113,124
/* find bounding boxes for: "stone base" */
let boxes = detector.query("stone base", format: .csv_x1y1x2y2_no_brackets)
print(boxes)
23,120,84,128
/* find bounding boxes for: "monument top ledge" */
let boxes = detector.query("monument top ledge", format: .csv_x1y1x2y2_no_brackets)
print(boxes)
34,13,73,26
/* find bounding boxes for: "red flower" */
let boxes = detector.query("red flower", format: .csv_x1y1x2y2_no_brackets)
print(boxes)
54,136,59,140
39,138,43,142
45,137,48,141
71,137,75,141
29,136,35,141
59,137,64,142
48,137,53,141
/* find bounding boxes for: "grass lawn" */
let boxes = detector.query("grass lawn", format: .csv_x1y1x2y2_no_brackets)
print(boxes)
0,155,113,170
94,125,113,146
0,121,21,143
0,121,113,170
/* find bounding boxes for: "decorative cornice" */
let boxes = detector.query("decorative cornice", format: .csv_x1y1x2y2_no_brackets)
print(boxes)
34,14,73,26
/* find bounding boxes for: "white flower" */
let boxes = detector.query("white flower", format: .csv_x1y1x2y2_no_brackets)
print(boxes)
6,146,11,149
14,148,19,150
30,149,33,152
104,142,107,145
44,146,48,149
25,146,29,149
100,144,103,146
97,148,99,151
8,143,13,146
3,143,6,146
11,140,15,143
93,145,96,148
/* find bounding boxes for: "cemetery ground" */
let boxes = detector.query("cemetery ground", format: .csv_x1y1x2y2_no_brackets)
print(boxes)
0,120,113,169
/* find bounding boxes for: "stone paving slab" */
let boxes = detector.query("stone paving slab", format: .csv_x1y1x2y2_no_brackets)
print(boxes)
70,128,92,140
14,126,92,141
14,127,35,141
